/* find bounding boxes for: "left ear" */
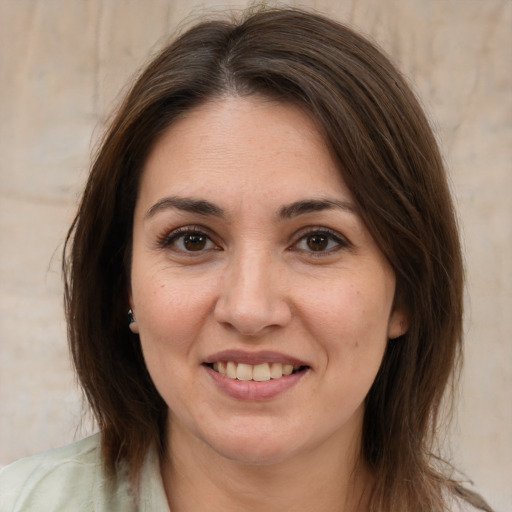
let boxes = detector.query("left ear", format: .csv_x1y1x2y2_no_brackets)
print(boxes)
129,312,140,334
387,306,409,340
128,293,140,334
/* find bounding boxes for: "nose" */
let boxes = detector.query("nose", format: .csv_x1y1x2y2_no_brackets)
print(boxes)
214,249,292,336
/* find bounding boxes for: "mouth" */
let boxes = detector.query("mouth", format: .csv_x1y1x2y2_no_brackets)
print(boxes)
204,361,309,382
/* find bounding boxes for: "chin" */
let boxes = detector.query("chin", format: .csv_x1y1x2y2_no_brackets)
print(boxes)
202,420,306,466
214,439,298,466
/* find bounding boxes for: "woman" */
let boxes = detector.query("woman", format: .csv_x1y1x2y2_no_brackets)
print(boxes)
0,6,493,512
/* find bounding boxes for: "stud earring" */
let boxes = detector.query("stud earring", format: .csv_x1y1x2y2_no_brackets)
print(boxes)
128,309,139,334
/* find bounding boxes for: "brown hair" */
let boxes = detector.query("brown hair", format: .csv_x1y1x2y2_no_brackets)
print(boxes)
63,6,490,512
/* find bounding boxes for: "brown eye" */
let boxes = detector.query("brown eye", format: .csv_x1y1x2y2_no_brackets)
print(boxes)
183,233,208,251
306,234,329,251
161,228,217,253
293,229,347,254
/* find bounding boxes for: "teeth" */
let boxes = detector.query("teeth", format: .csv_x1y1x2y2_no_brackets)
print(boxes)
269,362,283,379
236,363,253,381
217,361,227,376
253,363,271,382
211,361,303,381
226,361,237,379
283,364,293,376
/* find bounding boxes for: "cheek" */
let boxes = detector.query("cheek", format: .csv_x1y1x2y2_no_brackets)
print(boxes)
297,272,393,379
133,275,217,411
132,270,218,356
306,283,391,410
301,281,391,339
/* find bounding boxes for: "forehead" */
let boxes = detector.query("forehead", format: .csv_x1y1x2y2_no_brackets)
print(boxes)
136,95,352,211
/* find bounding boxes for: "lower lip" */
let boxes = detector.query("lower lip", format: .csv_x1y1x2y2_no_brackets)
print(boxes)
204,365,308,401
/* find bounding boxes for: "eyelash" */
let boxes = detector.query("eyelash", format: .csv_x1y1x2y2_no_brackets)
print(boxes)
157,226,218,253
157,226,350,255
291,228,350,255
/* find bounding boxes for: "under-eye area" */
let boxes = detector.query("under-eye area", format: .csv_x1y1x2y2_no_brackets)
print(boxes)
204,362,310,381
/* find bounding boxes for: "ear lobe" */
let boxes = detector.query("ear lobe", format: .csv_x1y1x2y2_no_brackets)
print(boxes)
388,307,409,340
128,300,139,334
129,318,140,334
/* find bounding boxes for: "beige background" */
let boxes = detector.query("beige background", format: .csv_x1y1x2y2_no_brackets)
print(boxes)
0,0,510,510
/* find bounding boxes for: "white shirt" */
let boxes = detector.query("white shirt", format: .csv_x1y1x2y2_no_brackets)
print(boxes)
0,434,485,512
0,434,170,511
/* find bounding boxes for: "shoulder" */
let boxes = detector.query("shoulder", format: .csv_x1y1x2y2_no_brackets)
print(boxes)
0,434,135,512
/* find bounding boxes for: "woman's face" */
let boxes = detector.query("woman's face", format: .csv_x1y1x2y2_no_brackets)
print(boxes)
129,96,406,465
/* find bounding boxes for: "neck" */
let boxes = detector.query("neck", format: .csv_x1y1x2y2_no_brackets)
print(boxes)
161,420,371,512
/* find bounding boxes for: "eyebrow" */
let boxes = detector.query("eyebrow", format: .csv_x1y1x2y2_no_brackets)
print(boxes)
145,196,225,219
145,196,356,220
278,198,356,219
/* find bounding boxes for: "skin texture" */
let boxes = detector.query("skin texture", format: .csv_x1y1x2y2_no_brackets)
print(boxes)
129,96,407,511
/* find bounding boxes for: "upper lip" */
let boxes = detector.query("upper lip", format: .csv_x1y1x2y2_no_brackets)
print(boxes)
204,349,309,367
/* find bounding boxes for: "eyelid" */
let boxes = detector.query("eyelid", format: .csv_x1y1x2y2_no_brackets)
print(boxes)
156,224,350,254
156,225,219,250
289,226,351,253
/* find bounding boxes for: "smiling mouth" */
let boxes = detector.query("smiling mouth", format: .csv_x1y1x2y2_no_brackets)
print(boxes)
205,362,308,382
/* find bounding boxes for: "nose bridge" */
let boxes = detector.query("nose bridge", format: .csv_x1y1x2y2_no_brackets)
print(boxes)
214,241,291,335
234,246,273,305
